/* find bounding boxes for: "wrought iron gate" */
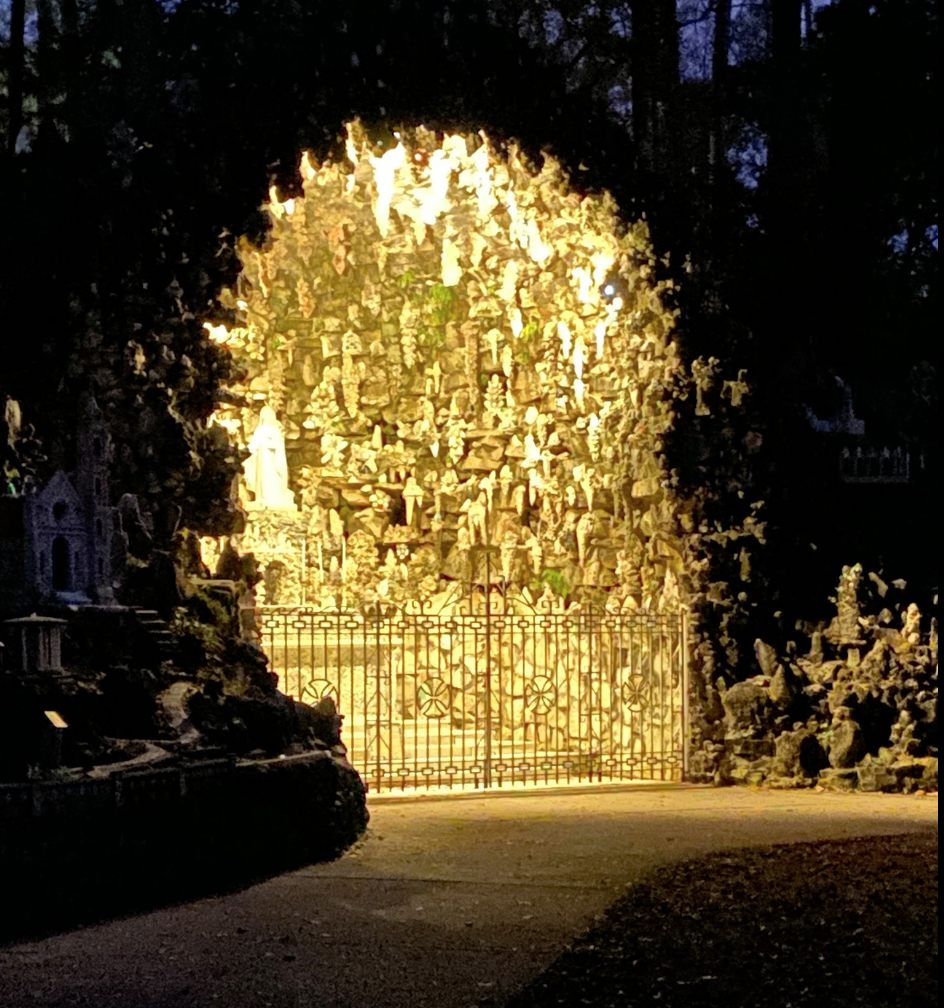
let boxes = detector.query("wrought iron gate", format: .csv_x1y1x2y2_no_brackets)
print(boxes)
258,605,687,793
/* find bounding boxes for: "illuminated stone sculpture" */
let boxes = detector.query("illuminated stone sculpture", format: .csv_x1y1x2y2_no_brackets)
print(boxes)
244,407,296,510
206,121,689,613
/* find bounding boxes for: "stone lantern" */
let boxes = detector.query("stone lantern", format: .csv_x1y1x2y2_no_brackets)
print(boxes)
1,614,67,673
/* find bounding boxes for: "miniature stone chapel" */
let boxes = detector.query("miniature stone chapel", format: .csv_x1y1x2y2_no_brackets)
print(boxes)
0,396,119,610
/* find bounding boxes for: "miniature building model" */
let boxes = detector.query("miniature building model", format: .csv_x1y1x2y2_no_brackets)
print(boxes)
0,398,119,608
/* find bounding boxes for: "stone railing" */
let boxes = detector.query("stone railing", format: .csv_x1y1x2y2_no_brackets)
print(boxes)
0,757,235,821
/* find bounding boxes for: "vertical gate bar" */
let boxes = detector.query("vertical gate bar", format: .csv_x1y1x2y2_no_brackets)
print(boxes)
386,608,394,790
483,554,492,791
442,612,451,790
372,608,378,790
613,613,620,781
296,608,304,705
591,613,599,782
561,615,570,783
656,620,664,780
300,610,306,702
680,611,689,781
507,613,513,788
625,613,631,782
387,610,393,790
398,610,406,791
368,608,378,790
293,611,300,701
655,619,661,781
656,619,664,780
606,614,614,782
581,614,589,782
640,620,648,778
665,617,672,781
559,615,567,785
641,618,649,781
306,609,312,703
662,619,669,780
615,614,622,782
528,615,535,787
416,611,424,791
494,610,501,788
438,615,445,791
466,612,472,790
517,614,523,786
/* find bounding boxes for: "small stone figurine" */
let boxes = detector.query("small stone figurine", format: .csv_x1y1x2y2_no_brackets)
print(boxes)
402,476,425,526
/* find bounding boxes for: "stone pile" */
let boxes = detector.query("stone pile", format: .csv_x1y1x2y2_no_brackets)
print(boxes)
690,564,938,792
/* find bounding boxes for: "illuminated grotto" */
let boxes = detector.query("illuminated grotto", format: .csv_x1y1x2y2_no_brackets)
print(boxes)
203,121,690,615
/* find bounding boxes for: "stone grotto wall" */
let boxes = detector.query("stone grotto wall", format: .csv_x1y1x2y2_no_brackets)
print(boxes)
203,121,689,614
691,565,938,792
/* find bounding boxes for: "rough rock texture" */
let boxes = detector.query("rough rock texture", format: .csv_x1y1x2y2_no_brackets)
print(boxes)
203,121,729,615
690,565,938,793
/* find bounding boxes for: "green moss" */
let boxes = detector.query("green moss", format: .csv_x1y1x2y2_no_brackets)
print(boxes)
533,568,570,599
417,328,447,351
427,283,458,324
519,320,540,342
395,268,418,289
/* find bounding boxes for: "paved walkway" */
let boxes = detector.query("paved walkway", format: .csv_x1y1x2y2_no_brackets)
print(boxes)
0,785,937,1008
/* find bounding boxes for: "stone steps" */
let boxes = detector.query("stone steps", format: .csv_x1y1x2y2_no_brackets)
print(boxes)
131,608,177,660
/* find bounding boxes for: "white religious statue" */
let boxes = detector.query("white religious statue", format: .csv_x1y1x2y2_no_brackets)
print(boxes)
244,406,297,509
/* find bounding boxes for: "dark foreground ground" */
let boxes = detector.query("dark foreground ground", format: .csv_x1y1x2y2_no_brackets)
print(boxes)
509,831,938,1008
0,788,936,1008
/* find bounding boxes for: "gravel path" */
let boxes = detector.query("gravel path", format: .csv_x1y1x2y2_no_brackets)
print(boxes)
507,831,938,1008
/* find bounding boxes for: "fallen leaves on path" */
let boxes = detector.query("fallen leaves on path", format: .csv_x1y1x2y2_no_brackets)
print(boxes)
506,832,938,1008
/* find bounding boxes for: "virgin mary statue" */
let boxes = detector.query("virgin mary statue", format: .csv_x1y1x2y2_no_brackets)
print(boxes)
244,406,297,509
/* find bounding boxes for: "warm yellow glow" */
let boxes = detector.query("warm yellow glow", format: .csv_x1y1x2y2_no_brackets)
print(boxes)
369,142,406,236
208,120,685,615
558,320,572,358
300,151,317,180
203,322,232,345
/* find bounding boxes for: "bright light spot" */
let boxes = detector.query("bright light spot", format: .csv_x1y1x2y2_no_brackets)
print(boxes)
558,321,572,357
370,141,407,236
203,322,231,344
594,321,607,356
603,284,616,297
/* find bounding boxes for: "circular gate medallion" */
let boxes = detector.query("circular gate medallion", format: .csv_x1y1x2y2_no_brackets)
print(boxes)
620,674,648,712
417,676,450,718
525,675,556,714
302,678,339,704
